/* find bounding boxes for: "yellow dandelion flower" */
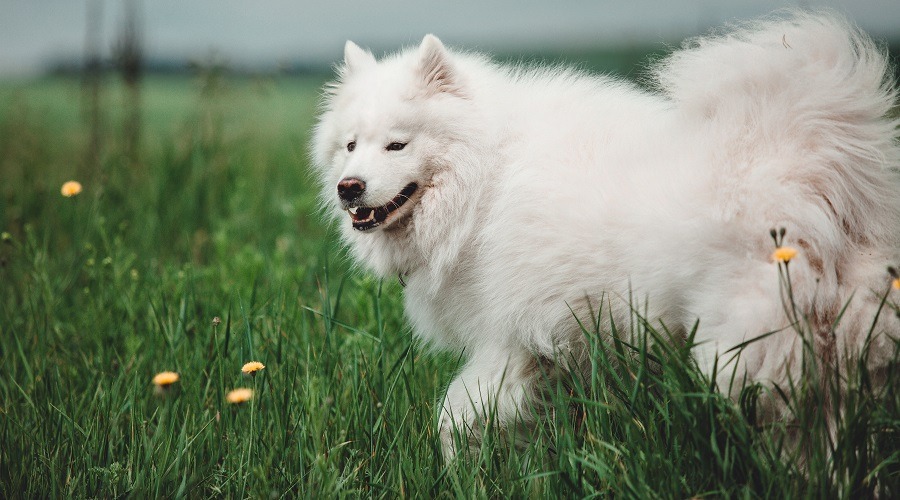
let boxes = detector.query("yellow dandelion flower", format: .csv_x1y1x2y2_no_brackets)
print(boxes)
226,388,253,404
152,371,179,387
893,278,900,291
241,361,265,375
771,246,798,263
61,181,83,197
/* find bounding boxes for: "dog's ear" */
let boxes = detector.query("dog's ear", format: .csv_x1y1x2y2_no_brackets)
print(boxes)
418,35,463,97
343,40,375,73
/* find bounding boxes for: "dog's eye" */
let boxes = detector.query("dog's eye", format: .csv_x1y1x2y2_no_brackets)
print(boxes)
386,142,407,151
347,141,356,152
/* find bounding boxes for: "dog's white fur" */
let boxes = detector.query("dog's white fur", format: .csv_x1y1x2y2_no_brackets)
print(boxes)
313,12,900,458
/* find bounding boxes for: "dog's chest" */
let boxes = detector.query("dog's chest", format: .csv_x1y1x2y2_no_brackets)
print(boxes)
402,274,475,349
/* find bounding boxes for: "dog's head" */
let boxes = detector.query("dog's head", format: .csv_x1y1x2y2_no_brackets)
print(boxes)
312,35,470,236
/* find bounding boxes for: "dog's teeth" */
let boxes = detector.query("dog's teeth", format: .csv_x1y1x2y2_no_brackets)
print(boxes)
349,207,358,215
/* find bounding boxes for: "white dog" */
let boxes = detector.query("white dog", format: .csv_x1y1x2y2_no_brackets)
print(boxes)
312,12,900,458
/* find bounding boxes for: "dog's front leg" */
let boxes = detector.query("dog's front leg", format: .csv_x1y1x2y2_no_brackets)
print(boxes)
438,345,539,461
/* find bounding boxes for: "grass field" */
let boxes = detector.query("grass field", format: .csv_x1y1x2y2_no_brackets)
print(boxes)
1,72,899,498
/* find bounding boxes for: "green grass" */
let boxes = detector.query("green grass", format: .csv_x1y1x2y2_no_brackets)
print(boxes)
1,73,899,498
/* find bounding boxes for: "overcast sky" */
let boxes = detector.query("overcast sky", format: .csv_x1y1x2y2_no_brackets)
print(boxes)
2,0,899,77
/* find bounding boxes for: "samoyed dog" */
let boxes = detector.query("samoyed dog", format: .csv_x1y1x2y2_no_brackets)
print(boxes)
312,11,900,458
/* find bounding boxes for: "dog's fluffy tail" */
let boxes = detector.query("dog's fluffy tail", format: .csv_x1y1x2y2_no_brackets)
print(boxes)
655,10,900,250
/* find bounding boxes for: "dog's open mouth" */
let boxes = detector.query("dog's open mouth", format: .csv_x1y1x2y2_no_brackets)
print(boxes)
347,183,418,231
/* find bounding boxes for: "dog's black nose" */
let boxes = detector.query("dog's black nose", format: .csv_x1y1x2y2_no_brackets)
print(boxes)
337,177,366,201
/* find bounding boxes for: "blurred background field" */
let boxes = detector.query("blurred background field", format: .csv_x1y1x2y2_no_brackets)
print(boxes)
0,74,327,260
2,1,900,497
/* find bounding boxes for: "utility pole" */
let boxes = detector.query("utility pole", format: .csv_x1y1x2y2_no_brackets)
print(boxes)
83,0,103,176
116,0,143,168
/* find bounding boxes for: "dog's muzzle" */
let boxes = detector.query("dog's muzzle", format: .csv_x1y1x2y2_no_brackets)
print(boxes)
345,183,418,231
